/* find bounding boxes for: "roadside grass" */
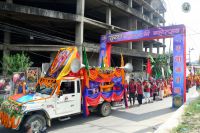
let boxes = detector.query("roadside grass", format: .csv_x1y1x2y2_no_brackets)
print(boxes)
172,96,200,133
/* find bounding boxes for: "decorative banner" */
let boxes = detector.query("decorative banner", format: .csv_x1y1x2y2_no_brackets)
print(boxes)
82,72,126,117
26,67,39,90
99,24,186,107
13,72,26,94
99,25,185,66
0,77,12,96
27,67,38,83
45,47,79,80
173,34,186,107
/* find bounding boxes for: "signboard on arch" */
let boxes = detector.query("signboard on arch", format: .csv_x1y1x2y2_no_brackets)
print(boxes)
99,25,186,107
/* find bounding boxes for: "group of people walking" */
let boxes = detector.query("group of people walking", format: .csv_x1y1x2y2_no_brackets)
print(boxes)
126,78,167,107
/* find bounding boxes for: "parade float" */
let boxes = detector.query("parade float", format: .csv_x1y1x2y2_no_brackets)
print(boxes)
0,24,187,132
0,47,131,132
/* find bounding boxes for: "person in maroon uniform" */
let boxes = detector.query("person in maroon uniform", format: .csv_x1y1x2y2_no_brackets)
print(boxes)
186,77,191,92
158,79,164,100
123,80,129,108
152,80,158,101
128,78,136,106
169,76,173,93
143,80,151,103
196,78,200,90
136,79,143,105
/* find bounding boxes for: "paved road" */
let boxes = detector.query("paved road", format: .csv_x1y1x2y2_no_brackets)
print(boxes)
0,97,176,133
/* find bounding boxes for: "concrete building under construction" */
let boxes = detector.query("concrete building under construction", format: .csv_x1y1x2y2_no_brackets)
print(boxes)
0,0,166,74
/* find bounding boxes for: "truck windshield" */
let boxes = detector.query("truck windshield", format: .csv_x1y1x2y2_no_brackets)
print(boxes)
35,85,53,95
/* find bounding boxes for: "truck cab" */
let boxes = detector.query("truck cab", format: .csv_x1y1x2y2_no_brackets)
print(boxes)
55,78,81,115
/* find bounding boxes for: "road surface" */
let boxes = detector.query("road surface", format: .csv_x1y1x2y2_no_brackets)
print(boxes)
0,97,176,133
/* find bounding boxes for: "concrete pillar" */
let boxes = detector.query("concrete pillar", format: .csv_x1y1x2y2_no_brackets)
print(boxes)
132,58,143,72
132,19,141,50
127,0,134,64
106,7,111,34
128,0,132,7
76,0,85,63
157,18,160,25
76,0,85,16
128,18,133,49
157,46,160,54
149,43,153,53
132,18,143,72
145,47,148,52
162,12,165,18
150,13,153,21
163,37,165,48
130,18,139,64
140,6,144,14
3,31,11,75
140,59,143,72
6,0,13,3
133,19,138,30
133,41,143,51
163,46,166,54
162,13,165,26
128,0,133,51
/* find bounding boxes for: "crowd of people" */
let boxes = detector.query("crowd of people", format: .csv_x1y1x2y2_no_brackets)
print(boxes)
187,75,200,91
125,77,173,107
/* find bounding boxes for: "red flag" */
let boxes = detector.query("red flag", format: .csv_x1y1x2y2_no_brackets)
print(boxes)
146,58,152,78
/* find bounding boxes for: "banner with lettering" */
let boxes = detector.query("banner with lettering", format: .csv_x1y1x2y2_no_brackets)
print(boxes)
99,25,186,107
173,34,186,107
99,25,185,66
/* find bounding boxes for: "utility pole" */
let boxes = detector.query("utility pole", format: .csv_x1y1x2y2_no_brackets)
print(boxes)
189,48,194,66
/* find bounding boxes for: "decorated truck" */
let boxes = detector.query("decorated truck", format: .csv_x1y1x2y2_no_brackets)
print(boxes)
0,47,132,132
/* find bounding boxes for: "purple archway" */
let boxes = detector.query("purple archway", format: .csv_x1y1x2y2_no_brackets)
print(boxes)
99,25,186,107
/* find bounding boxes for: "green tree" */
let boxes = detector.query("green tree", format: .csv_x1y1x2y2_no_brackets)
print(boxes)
2,52,33,76
149,54,172,79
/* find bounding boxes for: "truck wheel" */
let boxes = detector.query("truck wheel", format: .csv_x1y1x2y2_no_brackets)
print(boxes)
23,114,46,133
98,102,111,117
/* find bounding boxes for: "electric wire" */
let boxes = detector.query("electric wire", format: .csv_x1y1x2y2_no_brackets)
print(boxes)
0,22,75,44
0,14,76,39
27,51,53,60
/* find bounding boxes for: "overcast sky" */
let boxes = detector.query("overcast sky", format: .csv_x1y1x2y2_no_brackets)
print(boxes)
164,0,200,62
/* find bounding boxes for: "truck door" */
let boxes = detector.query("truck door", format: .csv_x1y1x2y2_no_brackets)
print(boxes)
56,80,81,115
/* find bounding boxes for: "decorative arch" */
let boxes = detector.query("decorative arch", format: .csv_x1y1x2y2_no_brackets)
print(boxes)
99,25,186,107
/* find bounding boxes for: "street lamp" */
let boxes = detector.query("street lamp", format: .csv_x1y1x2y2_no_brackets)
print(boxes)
189,48,194,66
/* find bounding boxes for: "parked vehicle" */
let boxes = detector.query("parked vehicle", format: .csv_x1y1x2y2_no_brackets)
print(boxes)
0,47,131,132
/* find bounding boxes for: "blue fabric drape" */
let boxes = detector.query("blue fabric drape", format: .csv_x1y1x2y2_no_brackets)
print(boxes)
114,88,124,96
82,87,89,117
112,77,122,87
87,91,100,99
89,81,100,89
102,90,113,98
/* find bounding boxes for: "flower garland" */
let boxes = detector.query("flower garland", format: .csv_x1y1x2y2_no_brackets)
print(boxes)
100,83,114,92
89,69,99,80
0,100,23,129
114,69,122,77
88,68,124,81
